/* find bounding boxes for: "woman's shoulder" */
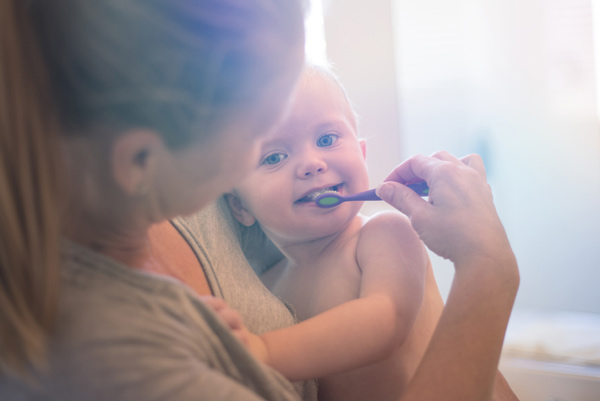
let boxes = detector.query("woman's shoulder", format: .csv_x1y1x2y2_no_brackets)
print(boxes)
61,239,215,334
49,242,297,401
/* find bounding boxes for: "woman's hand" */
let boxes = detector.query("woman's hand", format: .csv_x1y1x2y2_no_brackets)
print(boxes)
376,152,513,266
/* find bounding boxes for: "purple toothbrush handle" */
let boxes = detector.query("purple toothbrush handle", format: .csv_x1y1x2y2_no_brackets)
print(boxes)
406,181,429,197
344,188,381,202
346,182,429,202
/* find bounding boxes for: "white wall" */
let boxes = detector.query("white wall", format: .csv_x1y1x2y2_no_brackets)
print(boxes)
321,0,403,208
322,0,600,314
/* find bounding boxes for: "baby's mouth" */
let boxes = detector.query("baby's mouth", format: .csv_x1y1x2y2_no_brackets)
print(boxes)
296,185,341,203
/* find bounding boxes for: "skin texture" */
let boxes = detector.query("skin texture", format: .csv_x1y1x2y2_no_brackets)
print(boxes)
228,71,445,401
377,152,520,401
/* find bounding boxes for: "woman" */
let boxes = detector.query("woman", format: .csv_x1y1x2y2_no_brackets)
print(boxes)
0,1,519,400
1,1,306,399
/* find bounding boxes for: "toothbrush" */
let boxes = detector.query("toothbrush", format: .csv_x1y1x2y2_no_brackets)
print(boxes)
314,181,429,208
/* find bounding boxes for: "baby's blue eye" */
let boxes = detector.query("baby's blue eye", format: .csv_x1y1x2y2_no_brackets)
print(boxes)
317,133,338,147
262,153,287,165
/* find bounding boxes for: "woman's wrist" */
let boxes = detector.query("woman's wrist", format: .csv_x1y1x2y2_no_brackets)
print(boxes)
453,249,520,298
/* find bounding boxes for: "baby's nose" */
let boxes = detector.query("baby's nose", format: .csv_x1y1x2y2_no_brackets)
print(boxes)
297,159,328,178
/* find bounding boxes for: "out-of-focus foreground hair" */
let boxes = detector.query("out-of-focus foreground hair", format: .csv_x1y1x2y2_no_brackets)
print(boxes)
0,0,305,380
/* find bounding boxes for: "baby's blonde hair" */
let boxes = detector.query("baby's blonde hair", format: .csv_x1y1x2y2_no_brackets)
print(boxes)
300,63,360,133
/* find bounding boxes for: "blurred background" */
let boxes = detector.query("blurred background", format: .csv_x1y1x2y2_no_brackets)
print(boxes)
306,1,600,398
306,0,600,314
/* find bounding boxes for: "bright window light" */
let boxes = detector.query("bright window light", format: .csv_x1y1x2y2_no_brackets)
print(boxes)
592,0,600,119
305,0,328,65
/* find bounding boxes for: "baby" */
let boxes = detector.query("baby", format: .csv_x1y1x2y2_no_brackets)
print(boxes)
226,64,444,401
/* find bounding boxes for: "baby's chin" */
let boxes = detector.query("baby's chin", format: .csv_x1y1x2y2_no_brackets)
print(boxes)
289,206,362,237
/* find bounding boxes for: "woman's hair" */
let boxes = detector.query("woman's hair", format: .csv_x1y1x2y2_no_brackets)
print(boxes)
0,0,305,379
0,0,63,379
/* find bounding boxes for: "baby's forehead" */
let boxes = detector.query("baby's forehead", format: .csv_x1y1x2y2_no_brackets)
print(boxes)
257,66,358,146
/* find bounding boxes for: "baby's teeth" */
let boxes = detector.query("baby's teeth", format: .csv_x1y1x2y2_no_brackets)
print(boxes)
309,187,336,200
300,186,337,202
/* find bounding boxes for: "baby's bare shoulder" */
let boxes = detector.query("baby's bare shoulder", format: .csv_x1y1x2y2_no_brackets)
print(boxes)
357,211,425,265
360,211,416,239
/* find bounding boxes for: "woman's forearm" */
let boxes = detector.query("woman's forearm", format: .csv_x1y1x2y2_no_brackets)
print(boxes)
375,152,521,401
400,253,519,401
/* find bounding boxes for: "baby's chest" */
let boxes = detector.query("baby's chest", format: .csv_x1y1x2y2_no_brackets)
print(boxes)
276,253,363,321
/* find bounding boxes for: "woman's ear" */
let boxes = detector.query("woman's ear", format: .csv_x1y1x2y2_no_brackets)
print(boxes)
111,129,162,196
359,138,367,160
225,193,257,227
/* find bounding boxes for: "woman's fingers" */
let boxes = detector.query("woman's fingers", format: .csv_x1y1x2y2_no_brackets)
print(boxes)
431,150,462,164
378,152,507,263
376,181,430,220
430,151,487,178
383,154,428,184
459,153,487,180
379,153,450,218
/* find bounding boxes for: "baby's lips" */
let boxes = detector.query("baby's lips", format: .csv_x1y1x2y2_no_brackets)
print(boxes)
296,184,341,202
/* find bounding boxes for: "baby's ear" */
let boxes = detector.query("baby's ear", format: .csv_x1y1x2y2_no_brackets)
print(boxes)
359,138,367,160
224,193,257,227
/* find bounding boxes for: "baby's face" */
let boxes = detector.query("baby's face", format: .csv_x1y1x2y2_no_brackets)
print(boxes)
233,73,369,245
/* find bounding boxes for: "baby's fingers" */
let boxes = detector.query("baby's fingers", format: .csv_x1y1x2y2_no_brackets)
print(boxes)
199,295,227,312
200,296,245,332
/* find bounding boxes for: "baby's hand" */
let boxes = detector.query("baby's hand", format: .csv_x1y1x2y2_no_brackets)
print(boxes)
199,296,269,363
199,296,250,347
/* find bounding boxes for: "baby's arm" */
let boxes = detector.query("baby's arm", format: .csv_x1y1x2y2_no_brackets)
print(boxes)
250,212,427,381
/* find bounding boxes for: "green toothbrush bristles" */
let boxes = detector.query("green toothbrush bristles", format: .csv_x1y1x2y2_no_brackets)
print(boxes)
317,196,339,206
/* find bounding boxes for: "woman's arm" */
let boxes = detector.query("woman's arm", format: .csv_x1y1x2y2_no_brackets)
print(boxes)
402,253,518,401
376,151,520,401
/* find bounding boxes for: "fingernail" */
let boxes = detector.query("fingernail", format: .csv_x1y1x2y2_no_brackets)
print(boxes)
376,183,395,200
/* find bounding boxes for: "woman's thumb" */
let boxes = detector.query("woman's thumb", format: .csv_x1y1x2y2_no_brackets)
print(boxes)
376,182,422,218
